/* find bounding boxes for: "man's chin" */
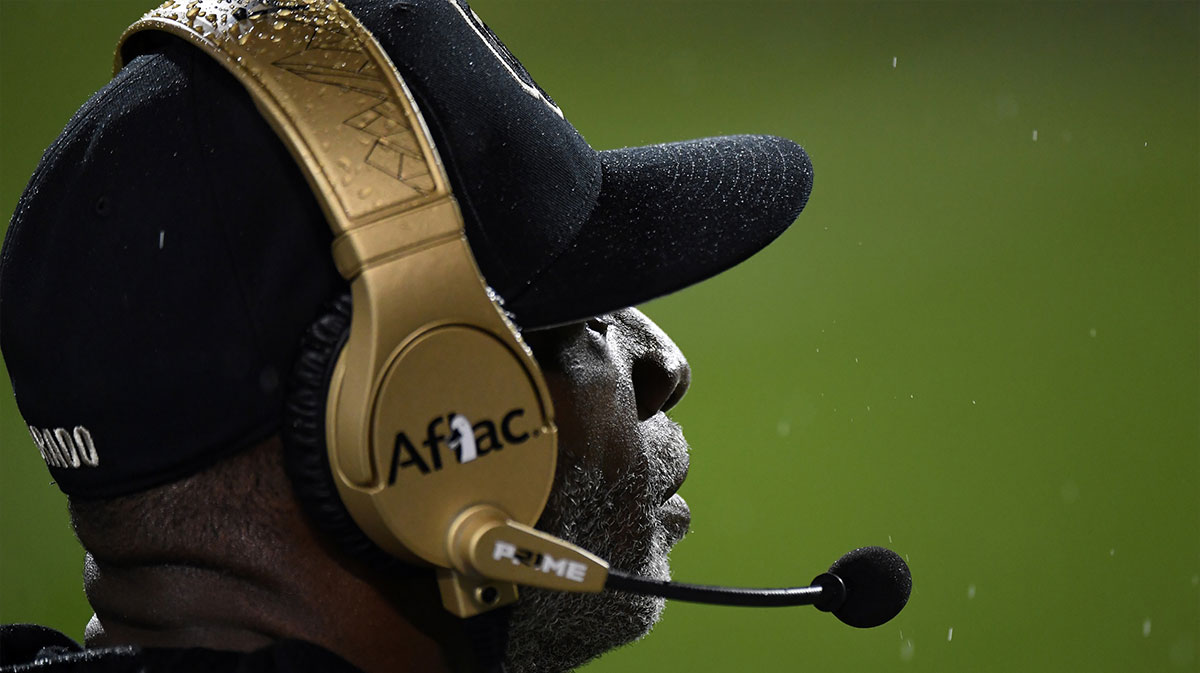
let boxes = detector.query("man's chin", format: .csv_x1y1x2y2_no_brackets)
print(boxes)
504,529,674,673
504,580,666,673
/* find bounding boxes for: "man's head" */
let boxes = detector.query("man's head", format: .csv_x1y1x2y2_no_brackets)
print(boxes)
66,307,690,672
0,0,811,670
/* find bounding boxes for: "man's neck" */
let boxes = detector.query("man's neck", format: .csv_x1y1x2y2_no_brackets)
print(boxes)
82,552,463,673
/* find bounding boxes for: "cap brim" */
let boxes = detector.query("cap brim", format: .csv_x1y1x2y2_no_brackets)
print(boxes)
506,134,813,328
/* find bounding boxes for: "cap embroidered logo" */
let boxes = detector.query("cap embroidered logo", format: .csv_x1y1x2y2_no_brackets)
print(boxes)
449,0,564,119
28,425,99,469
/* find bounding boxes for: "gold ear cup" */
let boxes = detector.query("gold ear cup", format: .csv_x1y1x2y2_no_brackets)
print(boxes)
328,320,556,568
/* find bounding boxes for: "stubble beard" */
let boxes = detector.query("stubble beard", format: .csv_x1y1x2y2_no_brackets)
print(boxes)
503,460,672,673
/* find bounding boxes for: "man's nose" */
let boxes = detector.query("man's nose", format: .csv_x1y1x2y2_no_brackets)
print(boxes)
632,352,691,421
620,309,692,421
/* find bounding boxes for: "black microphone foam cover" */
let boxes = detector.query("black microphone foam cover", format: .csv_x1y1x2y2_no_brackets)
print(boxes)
828,546,912,628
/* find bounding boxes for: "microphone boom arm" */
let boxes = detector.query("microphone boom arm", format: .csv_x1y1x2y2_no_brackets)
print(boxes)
604,569,847,611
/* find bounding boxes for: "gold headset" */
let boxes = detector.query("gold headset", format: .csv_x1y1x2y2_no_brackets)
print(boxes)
117,0,610,617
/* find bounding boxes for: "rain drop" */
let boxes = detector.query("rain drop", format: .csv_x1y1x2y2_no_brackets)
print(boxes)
892,56,897,68
1142,618,1151,637
899,639,915,662
158,230,165,250
967,584,976,599
947,628,953,642
1032,129,1038,142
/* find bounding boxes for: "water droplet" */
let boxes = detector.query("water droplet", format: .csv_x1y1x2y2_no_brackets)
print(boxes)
900,639,915,662
186,6,199,18
278,9,293,17
1032,129,1038,142
947,628,953,642
892,56,897,68
1142,618,1151,637
967,584,976,599
1089,327,1097,338
158,230,165,250
357,187,373,198
274,20,287,30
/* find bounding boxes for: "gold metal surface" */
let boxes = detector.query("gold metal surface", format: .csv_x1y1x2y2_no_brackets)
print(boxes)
117,0,448,235
436,569,519,618
447,505,610,593
116,0,565,616
330,199,463,279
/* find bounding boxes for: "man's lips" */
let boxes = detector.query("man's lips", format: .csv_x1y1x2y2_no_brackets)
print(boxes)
662,465,687,504
661,493,691,544
658,433,690,505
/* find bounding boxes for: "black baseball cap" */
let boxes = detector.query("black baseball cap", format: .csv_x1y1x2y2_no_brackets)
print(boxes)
0,0,812,498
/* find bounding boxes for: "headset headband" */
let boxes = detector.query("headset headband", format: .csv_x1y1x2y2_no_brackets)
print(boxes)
117,0,610,617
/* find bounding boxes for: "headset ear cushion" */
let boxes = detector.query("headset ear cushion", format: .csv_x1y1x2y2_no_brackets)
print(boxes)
283,292,424,575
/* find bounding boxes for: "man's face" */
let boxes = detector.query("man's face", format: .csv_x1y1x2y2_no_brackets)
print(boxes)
504,308,692,673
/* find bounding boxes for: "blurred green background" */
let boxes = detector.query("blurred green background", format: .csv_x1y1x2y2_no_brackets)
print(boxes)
1,1,1196,671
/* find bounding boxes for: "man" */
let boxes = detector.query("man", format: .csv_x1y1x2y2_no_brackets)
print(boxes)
0,0,811,671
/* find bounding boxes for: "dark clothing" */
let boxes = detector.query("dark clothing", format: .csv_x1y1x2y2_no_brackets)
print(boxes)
0,625,362,673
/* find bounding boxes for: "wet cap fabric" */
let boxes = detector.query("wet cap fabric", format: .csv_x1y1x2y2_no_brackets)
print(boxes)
0,0,813,498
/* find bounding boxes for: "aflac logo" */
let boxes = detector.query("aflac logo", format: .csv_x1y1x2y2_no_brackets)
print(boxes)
387,409,531,484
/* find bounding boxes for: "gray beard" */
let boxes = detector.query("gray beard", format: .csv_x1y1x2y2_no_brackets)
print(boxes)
503,461,672,673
